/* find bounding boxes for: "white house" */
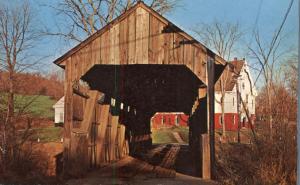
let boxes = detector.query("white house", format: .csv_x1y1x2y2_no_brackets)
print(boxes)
214,58,257,131
53,96,64,123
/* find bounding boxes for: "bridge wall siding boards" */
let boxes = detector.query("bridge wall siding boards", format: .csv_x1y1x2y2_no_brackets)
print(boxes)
62,6,218,83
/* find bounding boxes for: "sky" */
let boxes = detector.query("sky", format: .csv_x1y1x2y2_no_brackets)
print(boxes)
5,0,299,86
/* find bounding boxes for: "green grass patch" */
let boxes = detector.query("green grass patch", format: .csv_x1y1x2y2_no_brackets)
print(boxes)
14,95,56,118
0,93,56,118
31,127,63,142
152,126,189,144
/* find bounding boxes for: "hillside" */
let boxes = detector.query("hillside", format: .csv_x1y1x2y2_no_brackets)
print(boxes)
0,71,64,100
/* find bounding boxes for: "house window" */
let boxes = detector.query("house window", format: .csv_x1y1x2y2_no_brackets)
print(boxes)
242,83,245,90
233,97,235,106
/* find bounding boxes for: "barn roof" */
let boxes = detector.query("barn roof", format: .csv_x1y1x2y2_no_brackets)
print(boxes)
53,1,226,67
215,59,245,92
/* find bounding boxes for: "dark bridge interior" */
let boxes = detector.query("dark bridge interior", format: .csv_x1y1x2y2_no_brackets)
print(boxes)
82,64,204,115
81,64,224,159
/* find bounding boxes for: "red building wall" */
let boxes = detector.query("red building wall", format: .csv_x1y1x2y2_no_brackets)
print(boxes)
151,113,255,131
215,113,239,131
151,113,188,129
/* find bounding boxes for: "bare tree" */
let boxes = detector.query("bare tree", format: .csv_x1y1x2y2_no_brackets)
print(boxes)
247,0,294,138
0,1,40,171
193,21,243,138
45,0,179,42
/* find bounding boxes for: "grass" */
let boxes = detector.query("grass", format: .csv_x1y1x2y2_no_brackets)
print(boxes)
151,126,189,144
14,94,56,119
30,127,63,142
0,93,56,119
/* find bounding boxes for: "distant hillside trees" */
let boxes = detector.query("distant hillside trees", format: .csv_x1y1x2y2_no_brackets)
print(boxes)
0,71,63,100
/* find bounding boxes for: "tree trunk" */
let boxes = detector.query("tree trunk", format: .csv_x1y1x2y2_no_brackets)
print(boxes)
221,93,226,138
266,81,272,139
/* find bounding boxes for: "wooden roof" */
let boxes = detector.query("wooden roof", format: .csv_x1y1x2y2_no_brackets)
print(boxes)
53,1,226,67
215,59,245,92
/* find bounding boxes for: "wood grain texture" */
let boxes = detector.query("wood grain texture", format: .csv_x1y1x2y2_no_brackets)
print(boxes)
119,18,129,65
128,10,136,64
64,57,73,138
201,134,211,179
96,105,110,165
118,124,126,158
110,116,119,161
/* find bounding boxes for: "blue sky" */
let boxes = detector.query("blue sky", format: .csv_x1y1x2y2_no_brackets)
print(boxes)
11,0,298,82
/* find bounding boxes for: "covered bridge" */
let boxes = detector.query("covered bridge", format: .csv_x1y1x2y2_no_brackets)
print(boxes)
54,1,227,178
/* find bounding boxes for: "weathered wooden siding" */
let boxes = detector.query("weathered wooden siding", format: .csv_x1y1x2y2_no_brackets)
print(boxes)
60,5,218,83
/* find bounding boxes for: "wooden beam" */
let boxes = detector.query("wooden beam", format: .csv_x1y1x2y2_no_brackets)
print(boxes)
201,134,211,179
73,88,90,99
118,124,126,158
96,104,110,165
207,57,215,178
110,116,119,162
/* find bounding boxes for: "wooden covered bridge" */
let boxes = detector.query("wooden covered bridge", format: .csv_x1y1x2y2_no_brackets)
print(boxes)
54,1,226,179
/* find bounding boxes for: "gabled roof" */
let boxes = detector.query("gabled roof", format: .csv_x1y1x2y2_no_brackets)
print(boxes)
215,59,245,91
53,1,226,67
53,96,64,108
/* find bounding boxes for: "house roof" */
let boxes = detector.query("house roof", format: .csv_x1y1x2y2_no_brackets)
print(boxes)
215,59,245,92
53,96,64,108
53,1,226,67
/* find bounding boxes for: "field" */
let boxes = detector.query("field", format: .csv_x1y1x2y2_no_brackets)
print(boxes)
14,94,56,118
151,126,189,143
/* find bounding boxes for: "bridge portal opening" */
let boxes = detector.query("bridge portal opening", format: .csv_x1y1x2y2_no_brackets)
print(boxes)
150,112,189,144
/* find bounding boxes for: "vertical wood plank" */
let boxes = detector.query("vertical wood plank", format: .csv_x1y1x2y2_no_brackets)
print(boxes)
163,27,170,65
173,34,180,64
96,104,110,165
109,25,115,65
106,114,112,162
93,37,101,65
201,134,211,179
194,48,207,82
168,32,175,64
86,44,93,72
118,124,126,158
157,22,165,64
149,15,164,64
184,42,193,71
141,8,149,64
101,30,110,65
135,7,143,64
64,57,72,140
110,116,119,161
119,18,129,65
128,11,136,64
207,56,215,178
110,23,120,65
135,7,149,64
